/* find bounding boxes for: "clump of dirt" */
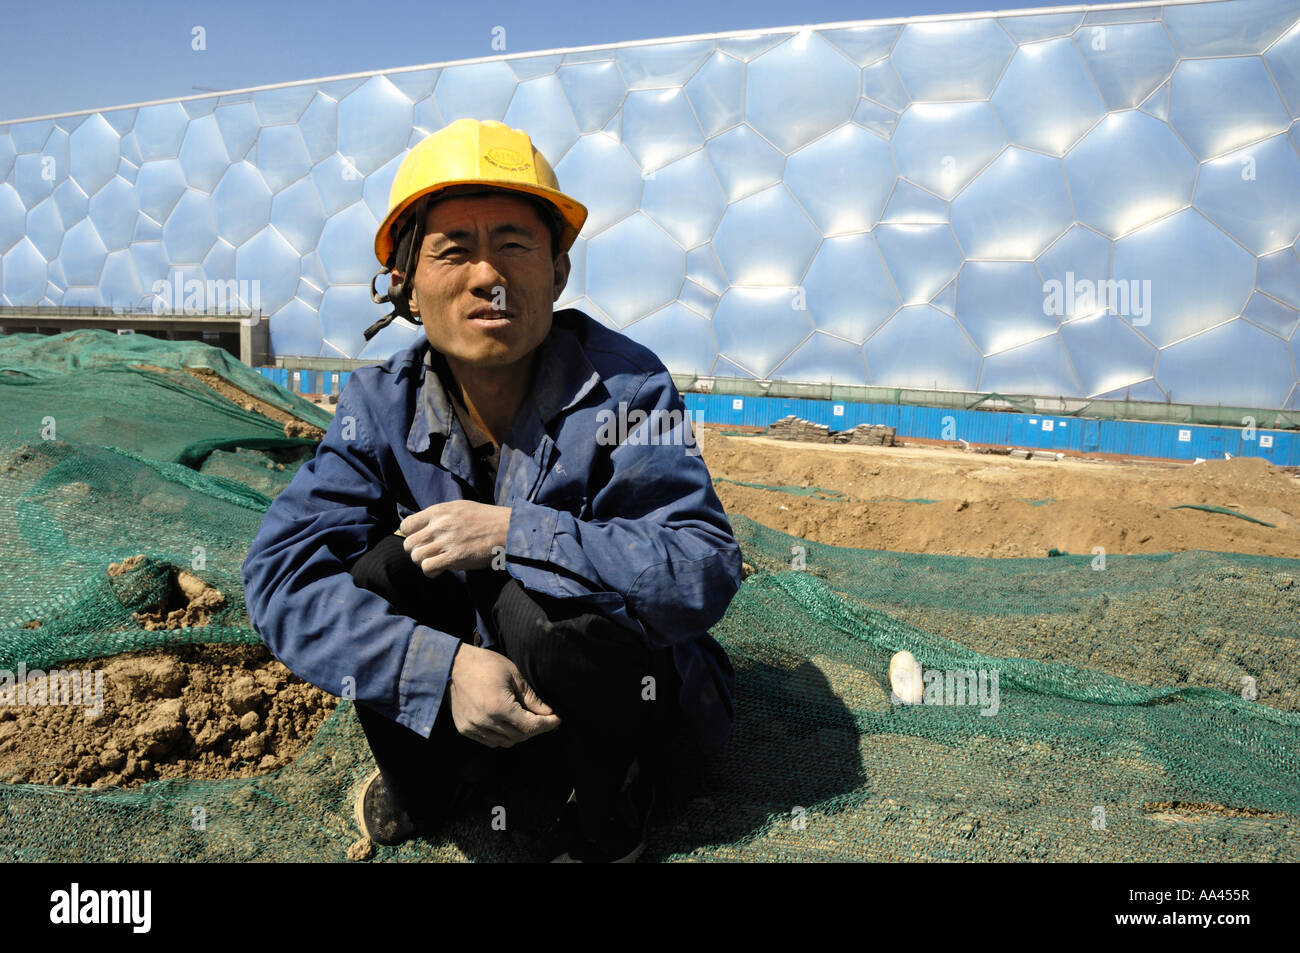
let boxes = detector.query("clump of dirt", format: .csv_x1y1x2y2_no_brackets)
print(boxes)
184,365,325,440
0,644,336,788
107,555,227,630
1144,801,1280,823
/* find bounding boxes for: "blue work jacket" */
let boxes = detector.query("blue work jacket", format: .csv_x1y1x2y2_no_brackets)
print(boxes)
240,308,743,754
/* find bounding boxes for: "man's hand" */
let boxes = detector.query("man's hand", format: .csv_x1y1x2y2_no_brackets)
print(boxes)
399,500,511,578
447,643,561,747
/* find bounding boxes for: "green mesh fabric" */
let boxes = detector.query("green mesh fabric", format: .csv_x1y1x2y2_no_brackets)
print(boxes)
1169,504,1277,527
1,334,1298,861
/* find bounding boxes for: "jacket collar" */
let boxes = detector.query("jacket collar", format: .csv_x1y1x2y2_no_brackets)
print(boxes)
405,312,602,461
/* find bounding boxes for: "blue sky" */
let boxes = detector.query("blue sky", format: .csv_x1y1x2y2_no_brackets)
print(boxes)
1,0,1086,122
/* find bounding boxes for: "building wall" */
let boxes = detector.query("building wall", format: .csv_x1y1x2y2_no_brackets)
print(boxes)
1,0,1299,408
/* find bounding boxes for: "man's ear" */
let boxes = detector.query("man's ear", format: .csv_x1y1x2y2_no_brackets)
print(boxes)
392,270,420,316
551,251,571,304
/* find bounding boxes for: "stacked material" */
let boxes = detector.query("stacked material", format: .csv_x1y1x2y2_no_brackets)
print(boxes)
832,423,897,446
767,415,832,442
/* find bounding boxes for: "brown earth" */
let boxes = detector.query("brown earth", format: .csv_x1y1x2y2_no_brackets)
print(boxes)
132,363,325,440
0,644,335,788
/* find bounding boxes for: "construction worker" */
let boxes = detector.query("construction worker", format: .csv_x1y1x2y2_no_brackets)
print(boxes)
240,119,743,862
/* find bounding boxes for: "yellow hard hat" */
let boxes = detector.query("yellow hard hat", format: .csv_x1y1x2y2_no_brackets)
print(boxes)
373,118,587,266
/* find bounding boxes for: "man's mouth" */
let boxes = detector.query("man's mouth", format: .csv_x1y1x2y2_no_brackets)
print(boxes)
467,307,513,324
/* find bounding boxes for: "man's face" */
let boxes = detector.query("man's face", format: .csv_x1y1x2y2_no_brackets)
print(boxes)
403,191,570,370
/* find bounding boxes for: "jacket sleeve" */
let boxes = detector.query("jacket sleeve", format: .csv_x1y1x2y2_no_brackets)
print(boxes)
504,369,742,649
240,382,462,738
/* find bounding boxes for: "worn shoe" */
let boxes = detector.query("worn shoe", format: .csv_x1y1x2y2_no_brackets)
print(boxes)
550,761,655,863
353,769,419,847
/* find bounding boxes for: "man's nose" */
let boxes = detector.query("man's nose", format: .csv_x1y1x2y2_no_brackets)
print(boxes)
466,254,507,296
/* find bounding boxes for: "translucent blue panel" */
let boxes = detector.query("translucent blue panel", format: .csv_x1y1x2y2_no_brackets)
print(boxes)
317,201,380,284
1065,112,1196,238
203,238,236,282
435,61,517,121
318,78,365,100
864,305,980,390
117,158,137,184
412,96,443,136
212,162,273,246
120,131,142,167
254,85,315,125
320,284,385,357
1195,134,1300,254
301,251,327,290
881,180,948,223
62,287,103,307
979,335,1081,396
26,198,63,260
177,115,230,192
236,226,301,315
271,176,327,255
747,32,860,152
1158,319,1295,407
563,50,615,64
803,233,898,342
312,153,365,216
182,97,216,119
678,278,718,317
1112,208,1256,347
1265,20,1300,115
586,212,684,326
134,159,187,224
1170,58,1292,160
298,94,338,164
100,250,143,309
853,99,897,139
956,261,1059,354
641,150,725,248
621,301,717,375
270,295,325,359
874,224,964,304
44,128,69,186
129,242,168,294
47,260,66,292
10,120,52,153
52,176,87,224
567,295,617,330
786,124,894,235
1258,248,1300,309
257,125,313,194
951,148,1073,259
686,52,745,137
69,113,120,195
818,25,899,66
557,61,626,133
715,33,791,61
59,219,108,286
296,277,324,309
504,75,581,163
704,125,785,202
991,38,1105,155
931,278,956,315
999,12,1082,44
714,287,815,378
133,103,189,162
892,103,1004,200
712,355,755,379
370,73,429,109
686,244,727,294
773,332,868,384
616,39,713,89
558,236,586,304
4,239,46,303
133,212,161,243
508,55,562,82
1073,22,1177,111
1242,292,1300,338
0,184,25,251
892,20,1015,102
336,76,413,178
1165,0,1300,56
1094,378,1165,402
713,185,820,286
859,59,909,112
362,152,403,222
0,133,14,180
14,154,54,209
1084,9,1160,24
1139,81,1171,121
1037,225,1112,319
103,109,135,135
357,314,424,362
163,189,218,263
553,133,643,235
214,102,259,160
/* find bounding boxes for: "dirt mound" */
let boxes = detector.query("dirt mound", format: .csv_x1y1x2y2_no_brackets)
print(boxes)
172,365,325,441
0,645,335,788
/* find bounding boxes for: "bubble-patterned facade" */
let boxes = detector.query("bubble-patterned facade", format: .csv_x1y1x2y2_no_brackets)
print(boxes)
2,0,1300,409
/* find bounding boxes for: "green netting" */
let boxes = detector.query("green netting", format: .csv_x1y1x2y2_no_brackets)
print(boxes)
1170,504,1277,527
1,333,1298,861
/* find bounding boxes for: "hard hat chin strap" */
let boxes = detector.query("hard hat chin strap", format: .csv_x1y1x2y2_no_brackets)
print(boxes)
364,199,429,342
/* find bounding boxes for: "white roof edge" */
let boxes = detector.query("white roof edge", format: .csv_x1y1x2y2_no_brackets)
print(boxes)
1,0,1218,126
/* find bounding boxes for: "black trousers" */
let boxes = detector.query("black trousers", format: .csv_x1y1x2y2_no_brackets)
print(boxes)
349,532,682,838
